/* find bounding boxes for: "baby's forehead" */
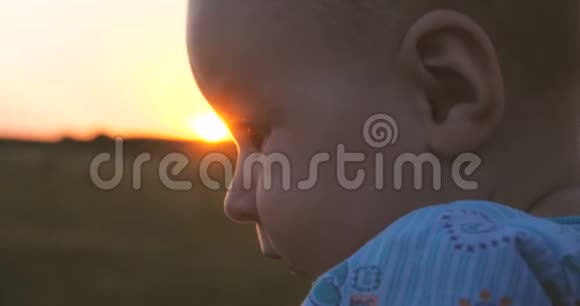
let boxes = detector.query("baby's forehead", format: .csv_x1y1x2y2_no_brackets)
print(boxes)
188,0,348,68
188,0,345,112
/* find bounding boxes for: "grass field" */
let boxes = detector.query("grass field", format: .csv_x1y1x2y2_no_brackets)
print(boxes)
0,138,309,306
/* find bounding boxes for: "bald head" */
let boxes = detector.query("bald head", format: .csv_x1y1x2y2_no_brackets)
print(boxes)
188,0,578,107
317,0,579,93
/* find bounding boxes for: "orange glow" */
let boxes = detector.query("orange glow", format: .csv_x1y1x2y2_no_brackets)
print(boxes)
189,113,232,142
0,0,228,142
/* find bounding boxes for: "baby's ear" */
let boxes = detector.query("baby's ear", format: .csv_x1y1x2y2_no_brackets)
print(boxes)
399,10,505,157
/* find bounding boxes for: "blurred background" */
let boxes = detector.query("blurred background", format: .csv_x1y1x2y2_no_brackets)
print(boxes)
0,1,309,305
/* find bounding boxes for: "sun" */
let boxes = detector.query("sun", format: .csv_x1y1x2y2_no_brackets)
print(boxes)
189,112,232,142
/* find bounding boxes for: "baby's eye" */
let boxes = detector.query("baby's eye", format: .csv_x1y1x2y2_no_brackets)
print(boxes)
233,121,269,150
246,125,270,150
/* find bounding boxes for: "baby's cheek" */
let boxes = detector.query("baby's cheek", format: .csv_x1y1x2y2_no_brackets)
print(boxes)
264,182,349,251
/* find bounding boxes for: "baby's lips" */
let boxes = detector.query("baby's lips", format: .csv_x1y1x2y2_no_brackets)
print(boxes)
256,225,281,259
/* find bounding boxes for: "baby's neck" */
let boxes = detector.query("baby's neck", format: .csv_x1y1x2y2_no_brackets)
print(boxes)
500,90,580,217
529,185,580,217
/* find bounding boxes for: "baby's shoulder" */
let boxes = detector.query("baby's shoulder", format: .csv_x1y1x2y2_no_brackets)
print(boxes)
304,200,580,306
365,200,580,253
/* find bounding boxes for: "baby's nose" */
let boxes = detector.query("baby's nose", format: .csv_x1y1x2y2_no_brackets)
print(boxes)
223,178,258,223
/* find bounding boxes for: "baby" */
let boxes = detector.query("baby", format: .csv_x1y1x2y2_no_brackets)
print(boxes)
186,0,580,305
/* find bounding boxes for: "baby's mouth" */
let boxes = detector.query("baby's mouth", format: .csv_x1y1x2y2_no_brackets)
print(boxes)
256,225,281,260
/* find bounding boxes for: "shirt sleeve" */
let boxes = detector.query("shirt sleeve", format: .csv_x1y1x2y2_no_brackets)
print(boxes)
302,201,580,306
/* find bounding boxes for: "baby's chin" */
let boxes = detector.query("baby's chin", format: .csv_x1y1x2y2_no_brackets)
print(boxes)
255,226,318,279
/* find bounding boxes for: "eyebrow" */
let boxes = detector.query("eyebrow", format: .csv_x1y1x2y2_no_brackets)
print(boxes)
209,73,278,132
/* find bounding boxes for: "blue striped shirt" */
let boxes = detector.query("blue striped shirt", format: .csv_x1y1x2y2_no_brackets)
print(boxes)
303,200,580,306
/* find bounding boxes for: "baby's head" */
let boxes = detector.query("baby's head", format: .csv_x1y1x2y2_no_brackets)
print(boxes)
186,0,579,277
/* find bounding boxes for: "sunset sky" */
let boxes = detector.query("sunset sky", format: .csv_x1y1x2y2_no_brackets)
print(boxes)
0,0,229,142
